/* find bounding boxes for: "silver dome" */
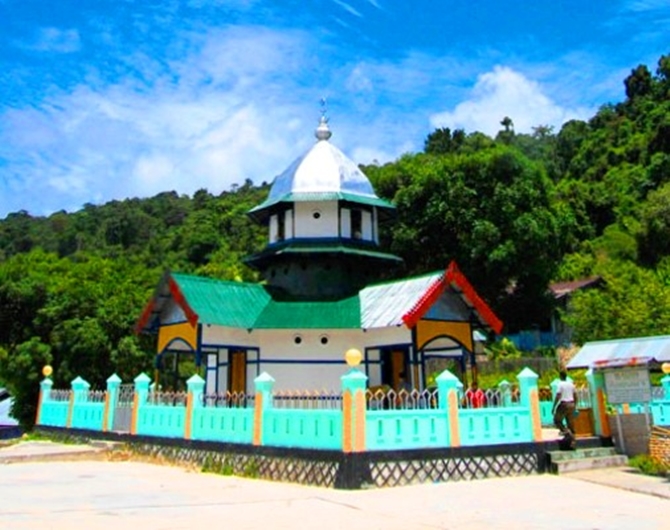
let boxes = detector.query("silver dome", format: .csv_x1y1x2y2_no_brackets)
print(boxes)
266,119,378,202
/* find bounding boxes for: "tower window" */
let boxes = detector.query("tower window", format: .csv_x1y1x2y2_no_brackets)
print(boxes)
351,209,362,239
277,211,285,241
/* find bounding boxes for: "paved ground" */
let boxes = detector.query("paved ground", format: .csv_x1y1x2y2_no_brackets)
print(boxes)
1,441,669,530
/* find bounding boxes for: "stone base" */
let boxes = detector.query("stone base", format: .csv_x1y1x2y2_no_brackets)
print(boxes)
607,413,650,457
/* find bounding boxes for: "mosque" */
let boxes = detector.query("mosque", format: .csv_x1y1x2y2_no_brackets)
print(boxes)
136,116,502,394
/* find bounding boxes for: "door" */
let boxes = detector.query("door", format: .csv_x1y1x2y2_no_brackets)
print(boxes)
228,350,247,394
381,348,408,391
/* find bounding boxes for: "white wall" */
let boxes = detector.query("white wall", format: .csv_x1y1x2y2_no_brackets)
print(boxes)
294,201,338,238
269,214,278,243
362,210,372,240
201,324,413,393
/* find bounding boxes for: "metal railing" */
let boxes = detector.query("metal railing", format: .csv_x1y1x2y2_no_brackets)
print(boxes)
201,391,255,408
49,389,72,402
87,390,106,403
366,388,438,410
148,390,187,406
272,390,342,409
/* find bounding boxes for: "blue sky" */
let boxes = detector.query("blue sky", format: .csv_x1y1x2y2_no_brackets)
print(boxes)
1,0,669,218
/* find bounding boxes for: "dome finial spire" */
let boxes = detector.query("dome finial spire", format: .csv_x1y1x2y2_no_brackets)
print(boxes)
315,97,332,141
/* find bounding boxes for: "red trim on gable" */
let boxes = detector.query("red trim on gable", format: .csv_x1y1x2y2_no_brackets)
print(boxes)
168,277,199,327
135,299,156,334
402,261,503,334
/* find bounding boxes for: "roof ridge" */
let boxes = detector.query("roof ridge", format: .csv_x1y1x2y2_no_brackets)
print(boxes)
171,272,261,289
363,269,443,289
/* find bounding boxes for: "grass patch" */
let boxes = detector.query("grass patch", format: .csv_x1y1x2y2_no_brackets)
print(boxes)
628,454,669,477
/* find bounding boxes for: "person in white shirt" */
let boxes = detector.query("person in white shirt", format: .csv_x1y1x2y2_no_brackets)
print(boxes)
553,370,577,441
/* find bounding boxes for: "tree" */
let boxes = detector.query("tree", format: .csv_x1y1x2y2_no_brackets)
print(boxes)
387,146,569,330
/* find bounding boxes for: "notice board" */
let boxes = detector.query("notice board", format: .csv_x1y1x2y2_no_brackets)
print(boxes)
603,367,651,404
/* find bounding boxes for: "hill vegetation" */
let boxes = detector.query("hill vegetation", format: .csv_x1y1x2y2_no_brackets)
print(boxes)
2,53,670,426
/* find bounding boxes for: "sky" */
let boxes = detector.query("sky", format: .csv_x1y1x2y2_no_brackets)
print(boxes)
0,0,669,219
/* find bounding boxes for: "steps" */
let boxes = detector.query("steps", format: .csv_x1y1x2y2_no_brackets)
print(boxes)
548,447,628,474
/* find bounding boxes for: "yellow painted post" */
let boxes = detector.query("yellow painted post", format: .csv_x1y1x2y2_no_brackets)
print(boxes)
185,374,205,440
130,373,151,436
341,367,368,452
436,369,462,447
35,378,53,426
518,367,541,442
253,373,275,446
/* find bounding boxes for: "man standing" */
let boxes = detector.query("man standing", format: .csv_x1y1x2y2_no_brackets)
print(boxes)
553,370,577,448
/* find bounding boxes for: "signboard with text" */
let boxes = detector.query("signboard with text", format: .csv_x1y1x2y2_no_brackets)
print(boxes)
603,366,651,404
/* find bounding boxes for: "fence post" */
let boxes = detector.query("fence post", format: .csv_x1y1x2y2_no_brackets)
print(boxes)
586,369,611,437
498,379,512,407
517,367,542,442
35,377,53,426
436,369,461,447
103,374,121,432
67,376,90,428
253,372,275,446
662,375,670,400
131,373,151,435
341,368,368,453
185,374,205,440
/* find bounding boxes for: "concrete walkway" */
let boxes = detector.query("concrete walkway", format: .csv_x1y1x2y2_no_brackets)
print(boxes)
1,441,668,529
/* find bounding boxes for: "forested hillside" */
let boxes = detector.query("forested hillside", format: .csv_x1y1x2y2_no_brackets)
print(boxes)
2,53,669,426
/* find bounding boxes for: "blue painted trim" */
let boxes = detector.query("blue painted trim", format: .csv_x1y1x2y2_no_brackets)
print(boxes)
158,338,196,356
195,324,203,367
157,320,189,328
258,359,348,365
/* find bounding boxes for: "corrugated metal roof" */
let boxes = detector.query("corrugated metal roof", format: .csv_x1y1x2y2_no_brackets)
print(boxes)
567,334,670,369
255,297,361,329
360,271,442,329
249,191,394,215
171,273,270,328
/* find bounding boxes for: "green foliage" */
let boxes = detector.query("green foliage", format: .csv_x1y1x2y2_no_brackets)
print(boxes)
628,454,669,477
485,338,522,360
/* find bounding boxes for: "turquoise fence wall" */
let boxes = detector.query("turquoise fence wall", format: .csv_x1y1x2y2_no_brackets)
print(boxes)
617,401,670,426
34,368,561,452
263,409,342,450
39,400,69,427
366,410,446,450
540,402,554,426
191,407,254,444
459,407,531,445
70,401,105,431
136,404,186,439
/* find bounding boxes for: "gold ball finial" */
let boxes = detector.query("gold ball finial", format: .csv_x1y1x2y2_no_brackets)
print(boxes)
662,362,670,375
345,348,362,367
42,365,53,378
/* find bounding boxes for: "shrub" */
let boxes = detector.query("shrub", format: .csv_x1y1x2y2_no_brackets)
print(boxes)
628,454,669,477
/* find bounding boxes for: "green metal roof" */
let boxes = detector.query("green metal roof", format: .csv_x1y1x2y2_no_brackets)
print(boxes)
248,191,395,219
255,296,361,329
155,267,494,332
171,273,270,328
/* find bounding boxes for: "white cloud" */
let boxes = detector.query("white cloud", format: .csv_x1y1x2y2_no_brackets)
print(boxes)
332,0,363,18
28,27,81,53
429,66,592,137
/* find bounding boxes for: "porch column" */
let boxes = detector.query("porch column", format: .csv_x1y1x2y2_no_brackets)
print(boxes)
517,368,542,442
436,369,461,447
103,374,121,432
253,372,275,446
